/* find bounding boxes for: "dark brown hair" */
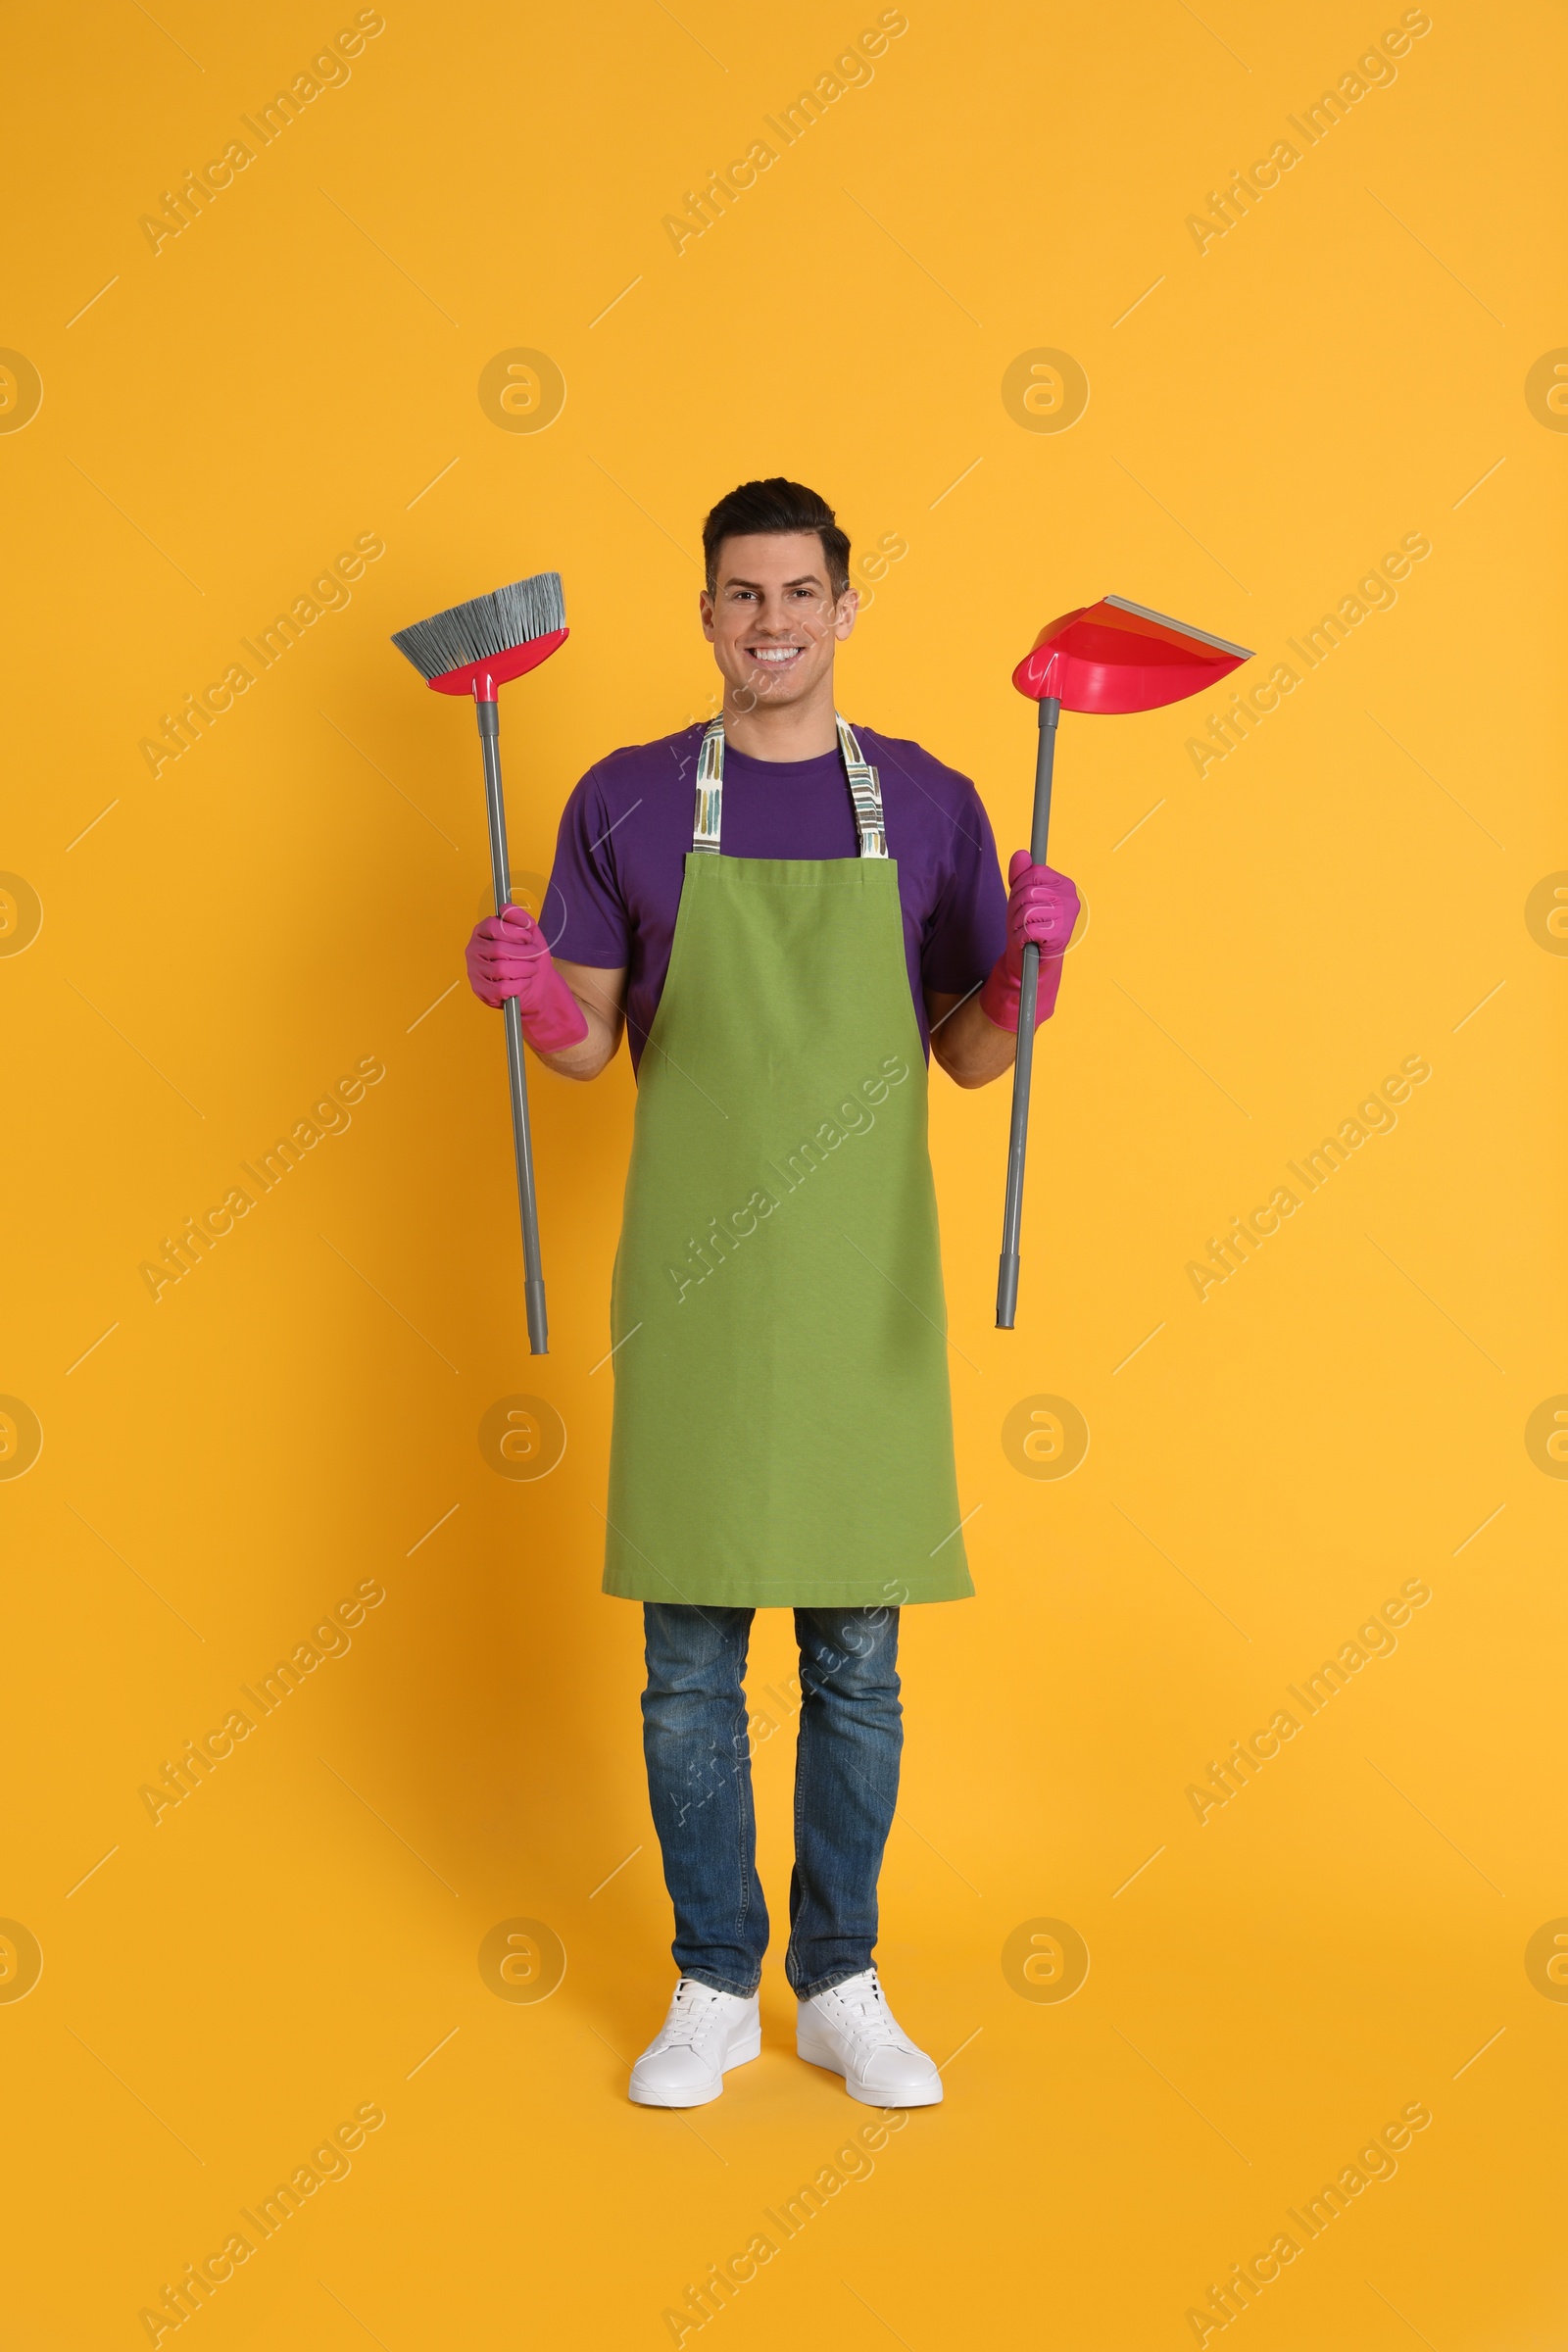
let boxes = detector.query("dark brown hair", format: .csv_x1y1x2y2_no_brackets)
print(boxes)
702,477,851,599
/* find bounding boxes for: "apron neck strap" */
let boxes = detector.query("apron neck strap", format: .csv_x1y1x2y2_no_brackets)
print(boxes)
692,716,887,858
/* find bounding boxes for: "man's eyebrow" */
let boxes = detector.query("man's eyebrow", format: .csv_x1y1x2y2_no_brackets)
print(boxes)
722,572,826,590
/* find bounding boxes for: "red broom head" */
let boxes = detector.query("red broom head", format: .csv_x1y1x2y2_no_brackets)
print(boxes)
392,571,568,701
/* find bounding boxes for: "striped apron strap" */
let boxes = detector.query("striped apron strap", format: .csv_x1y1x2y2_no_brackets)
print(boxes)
691,720,725,853
690,715,888,858
835,715,888,859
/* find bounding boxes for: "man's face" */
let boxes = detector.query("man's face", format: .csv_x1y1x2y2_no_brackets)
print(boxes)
700,531,858,712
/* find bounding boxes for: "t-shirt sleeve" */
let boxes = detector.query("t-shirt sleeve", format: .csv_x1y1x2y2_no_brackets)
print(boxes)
544,765,632,969
920,776,1008,995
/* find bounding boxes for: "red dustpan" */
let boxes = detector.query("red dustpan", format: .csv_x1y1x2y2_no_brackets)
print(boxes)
1011,594,1250,711
997,595,1252,1328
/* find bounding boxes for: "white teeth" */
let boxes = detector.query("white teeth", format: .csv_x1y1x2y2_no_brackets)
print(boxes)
750,647,801,662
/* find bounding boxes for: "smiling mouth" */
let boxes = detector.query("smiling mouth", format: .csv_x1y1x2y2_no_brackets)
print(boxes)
745,645,806,666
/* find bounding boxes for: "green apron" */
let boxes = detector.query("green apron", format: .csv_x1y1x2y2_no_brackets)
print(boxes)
602,715,973,1610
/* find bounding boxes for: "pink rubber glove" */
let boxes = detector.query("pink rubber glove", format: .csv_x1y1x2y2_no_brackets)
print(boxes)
979,852,1081,1032
465,904,588,1053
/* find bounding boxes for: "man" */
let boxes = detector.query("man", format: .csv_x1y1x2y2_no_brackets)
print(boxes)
465,479,1079,2110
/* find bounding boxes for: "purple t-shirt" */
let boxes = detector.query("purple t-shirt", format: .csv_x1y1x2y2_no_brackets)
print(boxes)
543,723,1007,1073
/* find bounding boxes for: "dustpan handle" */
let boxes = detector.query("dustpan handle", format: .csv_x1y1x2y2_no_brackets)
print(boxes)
995,695,1059,1330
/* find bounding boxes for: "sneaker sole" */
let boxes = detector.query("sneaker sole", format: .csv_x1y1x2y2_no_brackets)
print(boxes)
795,2030,944,2107
628,2024,761,2109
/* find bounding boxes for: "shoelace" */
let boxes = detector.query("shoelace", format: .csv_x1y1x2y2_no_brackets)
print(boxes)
824,1975,905,2047
658,1981,727,2049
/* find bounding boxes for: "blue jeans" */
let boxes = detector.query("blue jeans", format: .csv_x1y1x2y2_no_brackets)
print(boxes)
641,1602,903,2000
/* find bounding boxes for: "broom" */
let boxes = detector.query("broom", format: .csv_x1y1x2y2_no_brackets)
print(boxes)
392,572,570,1355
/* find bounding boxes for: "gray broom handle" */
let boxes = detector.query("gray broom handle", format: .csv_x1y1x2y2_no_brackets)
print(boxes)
475,699,549,1355
996,695,1060,1330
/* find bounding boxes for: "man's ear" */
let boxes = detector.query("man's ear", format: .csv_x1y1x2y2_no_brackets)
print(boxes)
699,588,716,641
835,587,860,640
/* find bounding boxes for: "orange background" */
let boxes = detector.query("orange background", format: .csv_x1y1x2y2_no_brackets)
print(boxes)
4,1,1565,2343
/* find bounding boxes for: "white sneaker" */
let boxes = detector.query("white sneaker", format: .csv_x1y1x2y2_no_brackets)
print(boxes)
628,1979,761,2108
796,1967,943,2106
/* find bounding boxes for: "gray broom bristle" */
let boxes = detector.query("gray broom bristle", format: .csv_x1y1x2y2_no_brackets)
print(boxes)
391,569,566,680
